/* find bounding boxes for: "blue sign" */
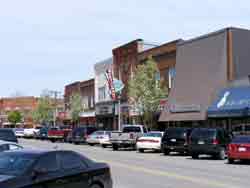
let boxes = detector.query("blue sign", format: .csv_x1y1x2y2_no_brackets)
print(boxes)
113,79,124,93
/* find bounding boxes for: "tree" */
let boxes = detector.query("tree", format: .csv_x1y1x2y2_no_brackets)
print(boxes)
32,93,53,125
8,111,22,128
128,56,168,128
69,93,83,126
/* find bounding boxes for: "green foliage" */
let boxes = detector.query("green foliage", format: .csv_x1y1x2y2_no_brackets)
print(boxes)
69,93,83,125
128,57,167,127
8,111,22,126
32,94,53,125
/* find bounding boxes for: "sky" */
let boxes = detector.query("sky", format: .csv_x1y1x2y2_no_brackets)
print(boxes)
0,0,250,97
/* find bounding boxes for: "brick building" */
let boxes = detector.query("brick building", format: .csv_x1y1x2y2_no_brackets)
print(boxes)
64,79,95,125
0,96,38,127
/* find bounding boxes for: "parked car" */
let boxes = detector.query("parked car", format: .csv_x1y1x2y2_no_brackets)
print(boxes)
189,128,231,160
47,126,72,143
71,126,98,144
86,131,112,147
36,127,49,140
161,127,193,155
14,128,25,138
110,125,148,151
0,149,113,188
228,135,250,164
0,128,18,143
100,131,112,148
23,128,37,138
136,131,164,152
0,140,23,152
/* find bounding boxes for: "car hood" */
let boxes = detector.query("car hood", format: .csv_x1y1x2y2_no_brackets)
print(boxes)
0,174,15,182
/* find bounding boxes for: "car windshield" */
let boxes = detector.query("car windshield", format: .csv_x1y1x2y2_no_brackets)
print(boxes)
0,131,14,139
232,136,250,143
166,129,187,138
0,153,35,176
144,132,162,137
191,129,216,138
123,127,141,133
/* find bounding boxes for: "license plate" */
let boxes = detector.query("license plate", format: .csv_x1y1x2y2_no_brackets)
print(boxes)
198,141,205,145
238,147,246,152
171,139,176,142
42,134,46,136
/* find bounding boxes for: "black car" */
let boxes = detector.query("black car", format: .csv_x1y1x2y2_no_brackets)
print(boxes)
71,126,98,144
0,150,112,188
161,127,193,155
0,129,18,143
189,128,231,160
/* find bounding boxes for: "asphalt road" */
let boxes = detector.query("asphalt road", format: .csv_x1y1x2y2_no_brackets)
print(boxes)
20,139,250,188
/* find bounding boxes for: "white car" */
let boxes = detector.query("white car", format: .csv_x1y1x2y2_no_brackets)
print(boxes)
136,131,164,153
14,128,25,138
23,128,36,138
86,131,111,147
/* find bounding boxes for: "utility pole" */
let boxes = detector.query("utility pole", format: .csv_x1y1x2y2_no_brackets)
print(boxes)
48,90,61,127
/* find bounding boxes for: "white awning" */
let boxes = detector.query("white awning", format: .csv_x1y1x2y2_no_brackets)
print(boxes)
79,111,95,117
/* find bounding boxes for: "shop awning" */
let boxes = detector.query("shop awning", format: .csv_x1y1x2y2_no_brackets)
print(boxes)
207,86,250,118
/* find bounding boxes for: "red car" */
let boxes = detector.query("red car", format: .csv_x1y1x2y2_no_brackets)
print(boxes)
228,135,250,164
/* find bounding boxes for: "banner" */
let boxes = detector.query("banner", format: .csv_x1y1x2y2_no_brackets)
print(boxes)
105,69,116,100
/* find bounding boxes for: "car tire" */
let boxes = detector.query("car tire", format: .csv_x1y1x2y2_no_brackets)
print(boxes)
102,144,107,148
217,148,226,160
90,183,102,188
191,153,199,159
138,149,144,153
88,143,95,146
113,144,119,151
163,149,170,155
228,158,234,164
74,142,79,145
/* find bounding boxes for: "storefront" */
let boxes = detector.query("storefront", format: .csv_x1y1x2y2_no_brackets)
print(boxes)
159,27,250,129
79,111,96,125
207,86,250,134
95,101,117,130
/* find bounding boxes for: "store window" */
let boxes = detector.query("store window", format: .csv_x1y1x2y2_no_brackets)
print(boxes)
98,87,106,101
169,67,176,89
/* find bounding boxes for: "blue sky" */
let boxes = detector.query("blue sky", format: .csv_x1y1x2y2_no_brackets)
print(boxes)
0,0,250,97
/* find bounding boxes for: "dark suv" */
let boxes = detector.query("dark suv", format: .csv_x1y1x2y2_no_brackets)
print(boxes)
161,127,193,155
189,128,231,160
71,126,98,144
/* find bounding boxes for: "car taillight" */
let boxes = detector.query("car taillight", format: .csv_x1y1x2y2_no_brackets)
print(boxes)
212,139,219,145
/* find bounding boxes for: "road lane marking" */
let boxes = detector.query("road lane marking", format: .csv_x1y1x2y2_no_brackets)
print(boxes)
95,159,240,188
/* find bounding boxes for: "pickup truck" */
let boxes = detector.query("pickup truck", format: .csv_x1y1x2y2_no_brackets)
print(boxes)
47,127,72,143
110,125,148,151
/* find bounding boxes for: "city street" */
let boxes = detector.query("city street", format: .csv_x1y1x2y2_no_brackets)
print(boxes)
20,139,250,188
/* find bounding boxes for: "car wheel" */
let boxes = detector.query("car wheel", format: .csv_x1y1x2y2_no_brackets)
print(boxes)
163,149,170,155
191,153,199,159
218,148,226,160
102,144,107,148
113,144,119,151
138,149,144,153
88,143,94,146
90,183,102,188
228,158,234,164
74,142,79,145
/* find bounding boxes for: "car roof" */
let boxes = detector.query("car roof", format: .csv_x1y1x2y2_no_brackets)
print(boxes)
0,128,13,132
